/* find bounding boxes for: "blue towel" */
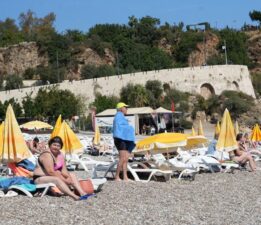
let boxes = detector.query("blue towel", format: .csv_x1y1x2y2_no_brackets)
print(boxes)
0,177,33,190
113,112,135,141
17,159,36,171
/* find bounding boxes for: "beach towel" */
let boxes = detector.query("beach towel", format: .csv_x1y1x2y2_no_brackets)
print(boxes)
113,112,135,141
0,177,33,190
17,159,36,171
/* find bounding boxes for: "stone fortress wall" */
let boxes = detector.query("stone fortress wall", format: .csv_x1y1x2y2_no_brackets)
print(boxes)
0,65,256,106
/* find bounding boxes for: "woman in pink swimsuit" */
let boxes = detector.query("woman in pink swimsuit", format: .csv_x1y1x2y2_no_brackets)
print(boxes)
33,136,88,200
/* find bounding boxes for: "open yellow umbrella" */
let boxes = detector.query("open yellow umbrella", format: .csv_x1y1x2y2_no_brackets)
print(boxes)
197,120,204,136
93,125,101,145
51,115,62,138
57,121,83,154
185,135,208,149
20,120,53,130
234,121,240,136
216,109,238,152
0,105,31,163
214,121,221,137
251,124,261,142
133,132,187,154
191,126,196,136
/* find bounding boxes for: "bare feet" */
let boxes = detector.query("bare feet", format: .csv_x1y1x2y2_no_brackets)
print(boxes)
123,179,134,182
114,178,122,182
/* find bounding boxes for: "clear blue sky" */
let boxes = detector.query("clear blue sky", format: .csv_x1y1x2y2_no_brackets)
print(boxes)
1,0,260,33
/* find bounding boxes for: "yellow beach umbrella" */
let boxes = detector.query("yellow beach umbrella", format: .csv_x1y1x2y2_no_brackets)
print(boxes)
214,121,221,137
191,126,196,136
251,124,261,142
216,109,237,152
0,122,4,153
0,105,31,163
93,125,101,145
197,120,204,136
51,115,62,138
134,132,187,154
20,120,53,130
185,135,208,149
234,121,240,136
57,121,83,154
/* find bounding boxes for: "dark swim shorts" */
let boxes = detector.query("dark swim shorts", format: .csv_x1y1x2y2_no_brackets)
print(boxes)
114,137,136,153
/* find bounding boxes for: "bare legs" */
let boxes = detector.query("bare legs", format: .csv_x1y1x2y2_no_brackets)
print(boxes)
115,150,130,181
234,152,256,172
35,176,80,200
69,173,86,196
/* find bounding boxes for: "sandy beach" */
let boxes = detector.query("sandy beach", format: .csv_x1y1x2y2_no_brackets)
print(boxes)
0,162,260,225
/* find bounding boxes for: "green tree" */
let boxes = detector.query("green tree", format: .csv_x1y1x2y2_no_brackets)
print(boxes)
22,93,37,118
37,65,65,84
174,31,204,66
219,28,250,66
3,98,23,117
33,86,83,119
0,18,24,46
91,93,119,113
5,74,23,90
120,83,148,107
251,73,261,96
249,10,261,27
145,80,163,108
220,91,254,119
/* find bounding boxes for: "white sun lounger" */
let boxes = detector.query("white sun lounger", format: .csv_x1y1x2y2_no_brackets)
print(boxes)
8,183,56,198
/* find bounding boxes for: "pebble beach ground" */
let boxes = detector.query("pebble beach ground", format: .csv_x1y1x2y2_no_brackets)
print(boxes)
1,125,260,225
0,163,260,225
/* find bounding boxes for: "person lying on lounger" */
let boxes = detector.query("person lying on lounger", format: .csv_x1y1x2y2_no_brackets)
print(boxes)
33,136,90,200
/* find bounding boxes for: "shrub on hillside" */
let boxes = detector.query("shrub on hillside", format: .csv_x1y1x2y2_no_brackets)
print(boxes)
220,90,254,119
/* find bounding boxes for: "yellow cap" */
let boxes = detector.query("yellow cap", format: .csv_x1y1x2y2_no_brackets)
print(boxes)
116,102,129,109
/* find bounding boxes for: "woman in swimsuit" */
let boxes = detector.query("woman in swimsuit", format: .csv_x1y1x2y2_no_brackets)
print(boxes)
33,136,87,200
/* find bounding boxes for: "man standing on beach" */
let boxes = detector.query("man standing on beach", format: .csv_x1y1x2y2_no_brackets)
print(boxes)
113,102,135,181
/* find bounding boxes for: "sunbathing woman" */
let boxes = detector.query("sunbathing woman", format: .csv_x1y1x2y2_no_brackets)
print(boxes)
33,136,89,200
228,133,257,172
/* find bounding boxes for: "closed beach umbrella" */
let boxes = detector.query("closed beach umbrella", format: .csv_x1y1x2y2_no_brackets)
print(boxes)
51,115,62,138
0,105,31,163
134,132,187,154
93,125,101,145
214,121,221,137
0,122,4,153
191,126,196,136
251,124,261,142
234,121,240,136
197,120,204,136
20,120,53,130
57,121,83,154
216,109,237,152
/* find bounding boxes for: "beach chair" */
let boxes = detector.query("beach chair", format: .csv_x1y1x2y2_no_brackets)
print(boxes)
8,183,56,198
152,154,199,180
7,162,56,197
92,159,172,182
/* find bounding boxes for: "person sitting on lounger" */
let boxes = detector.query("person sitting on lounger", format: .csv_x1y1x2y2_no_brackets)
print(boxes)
242,133,261,156
228,133,257,172
33,136,89,200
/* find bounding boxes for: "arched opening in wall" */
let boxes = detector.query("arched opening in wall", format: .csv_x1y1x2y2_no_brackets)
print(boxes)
200,83,215,99
232,81,239,91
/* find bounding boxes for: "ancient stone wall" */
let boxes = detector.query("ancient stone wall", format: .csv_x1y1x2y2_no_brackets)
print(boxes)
0,65,256,106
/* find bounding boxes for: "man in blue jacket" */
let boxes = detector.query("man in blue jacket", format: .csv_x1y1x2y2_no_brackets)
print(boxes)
113,102,135,181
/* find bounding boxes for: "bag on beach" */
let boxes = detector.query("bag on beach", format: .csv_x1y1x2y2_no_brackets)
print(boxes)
78,179,94,194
